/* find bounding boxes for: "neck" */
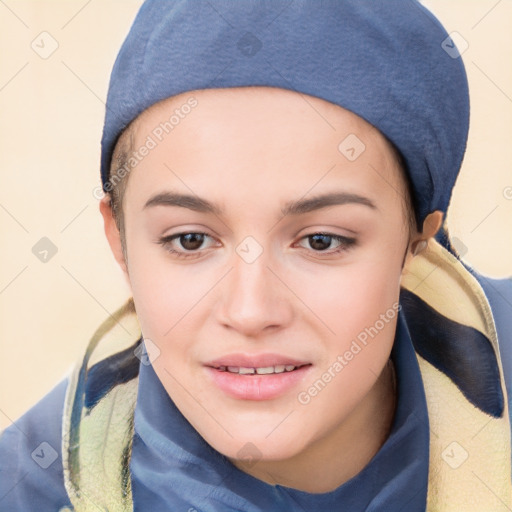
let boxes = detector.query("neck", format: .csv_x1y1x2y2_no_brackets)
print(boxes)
232,359,397,493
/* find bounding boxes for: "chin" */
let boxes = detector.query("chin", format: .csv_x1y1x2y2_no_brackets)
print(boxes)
221,437,305,465
195,413,313,463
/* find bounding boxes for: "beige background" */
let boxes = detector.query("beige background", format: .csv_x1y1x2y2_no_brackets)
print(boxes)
0,1,511,428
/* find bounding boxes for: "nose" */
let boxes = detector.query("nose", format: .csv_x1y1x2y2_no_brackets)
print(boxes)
216,249,294,338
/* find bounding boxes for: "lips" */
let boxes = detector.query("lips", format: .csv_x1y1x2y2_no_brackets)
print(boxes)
205,353,310,369
204,353,312,400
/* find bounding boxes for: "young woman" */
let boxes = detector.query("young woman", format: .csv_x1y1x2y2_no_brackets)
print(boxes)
1,1,510,510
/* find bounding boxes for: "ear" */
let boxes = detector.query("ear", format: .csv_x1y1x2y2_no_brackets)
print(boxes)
409,210,444,257
99,194,129,276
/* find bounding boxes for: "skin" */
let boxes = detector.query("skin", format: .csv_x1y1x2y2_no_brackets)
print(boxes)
100,86,442,493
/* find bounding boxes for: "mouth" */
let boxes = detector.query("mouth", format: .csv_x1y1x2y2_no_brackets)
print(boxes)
210,364,309,375
204,354,312,400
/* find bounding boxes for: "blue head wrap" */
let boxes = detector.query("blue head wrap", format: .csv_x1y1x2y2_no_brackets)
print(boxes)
100,0,470,235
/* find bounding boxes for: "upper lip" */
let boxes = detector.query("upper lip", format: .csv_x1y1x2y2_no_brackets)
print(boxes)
205,353,311,368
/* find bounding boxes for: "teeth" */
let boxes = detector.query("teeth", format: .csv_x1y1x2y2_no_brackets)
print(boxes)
238,367,256,375
256,366,274,375
222,365,298,375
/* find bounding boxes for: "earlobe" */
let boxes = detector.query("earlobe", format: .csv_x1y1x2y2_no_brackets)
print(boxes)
99,195,128,275
412,240,428,256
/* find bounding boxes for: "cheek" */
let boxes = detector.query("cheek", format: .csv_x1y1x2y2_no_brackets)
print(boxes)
125,241,202,345
291,257,402,438
297,249,403,349
290,243,403,397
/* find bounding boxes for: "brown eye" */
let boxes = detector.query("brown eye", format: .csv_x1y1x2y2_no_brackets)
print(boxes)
158,232,216,258
179,233,206,251
308,234,334,251
297,233,356,255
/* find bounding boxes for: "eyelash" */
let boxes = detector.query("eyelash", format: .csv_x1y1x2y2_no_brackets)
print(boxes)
157,232,217,260
157,232,357,260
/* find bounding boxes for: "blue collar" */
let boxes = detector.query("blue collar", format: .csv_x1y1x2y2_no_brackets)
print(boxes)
130,311,429,511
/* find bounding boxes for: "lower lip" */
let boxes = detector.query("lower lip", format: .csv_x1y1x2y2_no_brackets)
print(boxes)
205,365,311,401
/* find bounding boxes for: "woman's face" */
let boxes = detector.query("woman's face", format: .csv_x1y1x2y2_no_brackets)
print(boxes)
116,86,412,475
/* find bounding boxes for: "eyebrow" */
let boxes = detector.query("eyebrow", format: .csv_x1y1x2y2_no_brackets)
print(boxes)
143,191,376,216
144,192,222,215
281,192,376,216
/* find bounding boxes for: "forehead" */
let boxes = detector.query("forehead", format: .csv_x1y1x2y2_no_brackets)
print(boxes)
135,86,383,146
123,86,403,214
